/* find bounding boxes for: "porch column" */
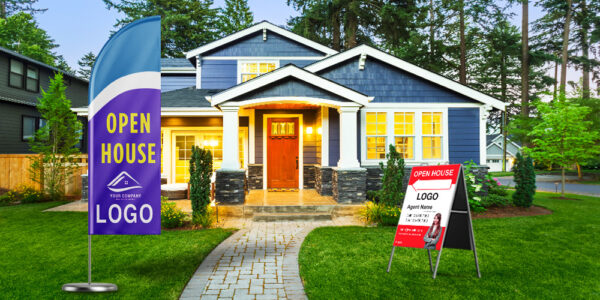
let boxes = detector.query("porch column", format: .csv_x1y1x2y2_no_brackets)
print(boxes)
221,106,240,170
337,106,361,169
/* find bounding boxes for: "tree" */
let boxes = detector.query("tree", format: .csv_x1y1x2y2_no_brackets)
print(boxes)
54,55,73,73
103,0,219,57
377,144,405,207
28,73,83,200
0,12,57,65
218,0,253,36
512,152,536,207
77,51,96,80
0,0,46,19
189,145,212,218
521,0,530,121
524,97,600,196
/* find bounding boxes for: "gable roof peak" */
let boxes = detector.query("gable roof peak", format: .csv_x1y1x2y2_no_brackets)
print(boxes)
185,21,338,59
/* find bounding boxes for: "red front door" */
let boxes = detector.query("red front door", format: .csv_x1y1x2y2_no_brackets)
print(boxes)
267,118,299,189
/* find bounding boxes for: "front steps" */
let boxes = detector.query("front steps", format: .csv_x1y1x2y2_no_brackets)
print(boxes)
215,204,363,222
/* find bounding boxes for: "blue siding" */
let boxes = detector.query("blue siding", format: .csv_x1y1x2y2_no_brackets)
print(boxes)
318,57,477,103
280,59,319,68
230,79,350,103
448,108,480,164
205,31,325,57
161,75,195,92
329,108,339,167
201,60,237,89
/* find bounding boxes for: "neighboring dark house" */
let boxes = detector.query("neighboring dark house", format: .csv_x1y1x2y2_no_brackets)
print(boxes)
0,46,89,154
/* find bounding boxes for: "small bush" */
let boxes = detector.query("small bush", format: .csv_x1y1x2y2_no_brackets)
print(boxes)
482,194,510,207
161,199,187,229
1,185,46,204
513,153,536,207
360,202,401,226
192,205,216,228
377,144,405,207
463,161,486,212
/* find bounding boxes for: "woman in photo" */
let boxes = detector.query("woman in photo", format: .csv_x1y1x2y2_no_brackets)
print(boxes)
423,213,442,250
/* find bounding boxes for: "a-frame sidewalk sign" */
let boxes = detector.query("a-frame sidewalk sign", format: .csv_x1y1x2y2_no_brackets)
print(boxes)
386,164,481,279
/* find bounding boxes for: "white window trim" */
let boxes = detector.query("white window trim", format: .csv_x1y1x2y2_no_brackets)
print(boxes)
360,108,449,166
237,60,279,84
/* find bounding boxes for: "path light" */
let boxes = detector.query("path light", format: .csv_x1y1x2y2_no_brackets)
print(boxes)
306,127,313,134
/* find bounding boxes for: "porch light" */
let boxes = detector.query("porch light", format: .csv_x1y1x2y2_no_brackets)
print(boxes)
209,140,218,147
317,127,322,134
306,127,313,134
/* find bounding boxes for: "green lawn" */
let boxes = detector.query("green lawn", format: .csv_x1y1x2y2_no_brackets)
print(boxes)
0,202,234,299
299,192,600,299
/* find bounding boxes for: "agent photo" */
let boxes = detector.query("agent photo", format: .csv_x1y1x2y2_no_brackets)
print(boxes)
423,213,442,249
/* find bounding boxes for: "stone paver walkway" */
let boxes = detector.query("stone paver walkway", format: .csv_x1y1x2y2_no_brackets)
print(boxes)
180,221,342,300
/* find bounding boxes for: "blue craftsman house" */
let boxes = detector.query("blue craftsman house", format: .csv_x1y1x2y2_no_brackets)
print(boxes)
78,21,504,204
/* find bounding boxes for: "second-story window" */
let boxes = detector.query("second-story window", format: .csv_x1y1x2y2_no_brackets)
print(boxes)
9,59,24,88
239,61,277,82
26,65,39,92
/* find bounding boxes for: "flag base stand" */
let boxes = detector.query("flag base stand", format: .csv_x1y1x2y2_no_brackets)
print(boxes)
62,283,118,293
63,235,118,293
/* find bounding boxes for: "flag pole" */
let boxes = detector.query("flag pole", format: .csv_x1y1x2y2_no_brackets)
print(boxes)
62,234,118,293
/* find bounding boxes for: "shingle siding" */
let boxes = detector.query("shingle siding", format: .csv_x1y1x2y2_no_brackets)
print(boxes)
201,60,237,89
204,31,325,57
230,78,350,103
448,108,480,164
161,75,195,92
317,57,477,104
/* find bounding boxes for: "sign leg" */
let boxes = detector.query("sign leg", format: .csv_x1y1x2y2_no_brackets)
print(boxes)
427,250,433,273
386,246,396,273
432,249,443,279
467,217,481,278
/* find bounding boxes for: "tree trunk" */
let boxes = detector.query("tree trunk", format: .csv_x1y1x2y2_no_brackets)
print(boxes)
331,10,341,51
580,0,590,99
576,163,582,179
429,0,435,66
553,58,558,101
521,0,529,117
561,166,566,197
459,0,466,84
560,0,573,96
501,52,508,172
1,1,6,19
345,3,358,50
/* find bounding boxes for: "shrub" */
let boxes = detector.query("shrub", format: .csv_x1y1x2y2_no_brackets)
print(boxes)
189,145,212,221
482,194,510,207
192,205,216,228
377,144,405,207
463,161,486,212
513,153,536,207
360,202,401,226
0,185,46,204
160,199,187,229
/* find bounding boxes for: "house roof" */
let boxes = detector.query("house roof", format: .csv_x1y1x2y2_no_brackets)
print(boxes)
305,45,506,111
161,58,195,73
185,21,338,59
161,87,221,107
0,46,88,83
208,64,372,107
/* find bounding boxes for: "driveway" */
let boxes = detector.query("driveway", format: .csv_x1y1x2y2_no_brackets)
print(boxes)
495,175,600,197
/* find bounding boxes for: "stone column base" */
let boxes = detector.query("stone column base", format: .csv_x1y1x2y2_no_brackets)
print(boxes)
247,164,263,190
315,166,333,196
215,169,246,205
333,168,367,204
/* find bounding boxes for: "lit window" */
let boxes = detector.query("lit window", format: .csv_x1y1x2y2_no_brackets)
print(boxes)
394,112,414,159
240,61,277,82
366,112,387,159
422,112,442,159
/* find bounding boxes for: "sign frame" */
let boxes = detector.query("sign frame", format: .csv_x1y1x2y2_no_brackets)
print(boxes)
386,165,481,279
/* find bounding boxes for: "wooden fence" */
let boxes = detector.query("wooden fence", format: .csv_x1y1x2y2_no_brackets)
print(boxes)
0,154,88,196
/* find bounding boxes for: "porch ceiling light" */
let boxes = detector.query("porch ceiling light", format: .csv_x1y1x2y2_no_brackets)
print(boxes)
306,126,313,134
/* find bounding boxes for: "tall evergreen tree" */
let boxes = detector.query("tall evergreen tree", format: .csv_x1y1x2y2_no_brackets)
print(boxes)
0,12,57,65
103,0,219,57
77,51,96,80
218,0,253,36
0,0,46,18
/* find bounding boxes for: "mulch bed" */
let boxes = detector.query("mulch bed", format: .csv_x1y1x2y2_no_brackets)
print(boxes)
473,205,552,219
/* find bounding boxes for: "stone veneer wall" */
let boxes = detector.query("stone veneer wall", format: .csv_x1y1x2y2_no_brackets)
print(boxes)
315,166,333,196
247,164,263,189
303,165,317,189
332,168,367,204
365,166,383,192
215,170,246,204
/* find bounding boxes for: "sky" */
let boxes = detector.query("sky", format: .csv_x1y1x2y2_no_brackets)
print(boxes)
32,0,581,89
